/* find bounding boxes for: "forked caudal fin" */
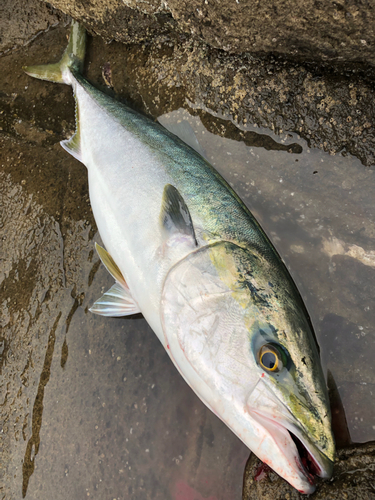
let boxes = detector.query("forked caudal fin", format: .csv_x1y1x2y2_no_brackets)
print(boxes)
23,21,86,163
23,21,86,84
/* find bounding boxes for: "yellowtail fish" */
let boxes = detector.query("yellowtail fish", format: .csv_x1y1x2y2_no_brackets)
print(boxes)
24,21,335,493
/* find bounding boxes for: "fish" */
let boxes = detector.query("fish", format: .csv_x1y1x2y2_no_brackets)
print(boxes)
24,21,335,494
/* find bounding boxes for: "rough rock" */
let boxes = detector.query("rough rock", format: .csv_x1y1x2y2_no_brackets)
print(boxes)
42,0,180,47
44,0,375,68
243,443,375,500
0,0,67,54
1,2,375,162
2,1,375,166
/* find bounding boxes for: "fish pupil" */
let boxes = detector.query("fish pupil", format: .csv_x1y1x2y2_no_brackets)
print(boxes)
262,352,276,369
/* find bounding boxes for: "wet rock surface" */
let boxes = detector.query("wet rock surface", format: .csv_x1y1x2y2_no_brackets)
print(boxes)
40,0,375,68
2,0,375,168
0,0,67,54
36,0,180,48
243,442,375,500
1,5,375,500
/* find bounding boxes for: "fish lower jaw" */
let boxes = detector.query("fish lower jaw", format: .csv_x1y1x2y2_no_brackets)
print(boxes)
287,430,320,486
248,409,333,494
286,425,335,486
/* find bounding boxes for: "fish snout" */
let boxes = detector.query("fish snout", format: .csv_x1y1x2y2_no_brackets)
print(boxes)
246,378,334,489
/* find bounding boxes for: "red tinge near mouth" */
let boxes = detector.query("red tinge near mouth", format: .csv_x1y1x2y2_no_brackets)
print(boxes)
289,431,321,485
254,462,271,481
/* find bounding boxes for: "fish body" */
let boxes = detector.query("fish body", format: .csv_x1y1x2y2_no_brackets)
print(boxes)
25,22,335,493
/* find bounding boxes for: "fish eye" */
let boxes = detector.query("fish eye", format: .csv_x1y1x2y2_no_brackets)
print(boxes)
258,344,285,372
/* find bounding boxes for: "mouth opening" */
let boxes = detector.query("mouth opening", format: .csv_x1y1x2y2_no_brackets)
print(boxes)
288,430,321,483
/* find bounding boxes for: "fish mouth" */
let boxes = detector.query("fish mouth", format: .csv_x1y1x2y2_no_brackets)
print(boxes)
287,430,322,485
249,409,333,493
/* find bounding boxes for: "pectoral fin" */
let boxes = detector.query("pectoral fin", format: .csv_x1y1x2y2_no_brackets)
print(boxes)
89,283,141,317
160,184,197,247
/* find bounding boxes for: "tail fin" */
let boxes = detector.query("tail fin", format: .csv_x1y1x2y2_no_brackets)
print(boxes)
23,21,86,84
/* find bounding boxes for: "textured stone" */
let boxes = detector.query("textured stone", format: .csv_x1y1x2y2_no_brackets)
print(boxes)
41,0,180,46
243,443,375,500
2,2,375,164
0,0,67,54
165,0,375,67
43,0,375,68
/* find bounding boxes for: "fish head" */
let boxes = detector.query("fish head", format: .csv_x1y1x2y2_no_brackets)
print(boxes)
161,241,335,493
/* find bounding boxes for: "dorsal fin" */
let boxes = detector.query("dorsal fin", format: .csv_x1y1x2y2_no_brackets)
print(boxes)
160,184,197,244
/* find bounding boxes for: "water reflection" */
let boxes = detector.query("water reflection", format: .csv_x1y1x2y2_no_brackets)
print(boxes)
159,108,375,446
